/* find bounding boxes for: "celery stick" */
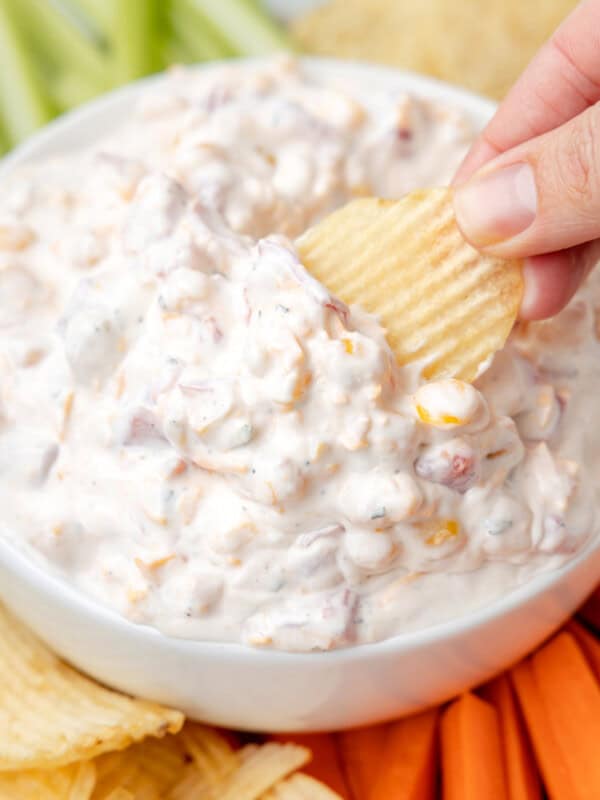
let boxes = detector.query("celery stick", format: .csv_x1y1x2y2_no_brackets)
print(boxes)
181,0,294,55
14,0,109,92
61,0,113,41
169,1,233,62
106,0,161,83
0,0,53,144
162,36,197,68
173,0,236,59
0,117,10,156
48,71,105,112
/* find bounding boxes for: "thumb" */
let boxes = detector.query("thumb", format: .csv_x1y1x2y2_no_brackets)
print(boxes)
452,102,600,259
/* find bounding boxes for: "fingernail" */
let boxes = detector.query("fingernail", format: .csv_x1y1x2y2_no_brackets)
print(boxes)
520,253,585,320
453,162,538,247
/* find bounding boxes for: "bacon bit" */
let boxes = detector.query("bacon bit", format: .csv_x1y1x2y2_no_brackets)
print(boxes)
324,299,349,327
557,388,571,408
60,392,75,441
297,523,345,547
169,459,187,478
486,448,507,460
125,408,165,446
205,316,223,342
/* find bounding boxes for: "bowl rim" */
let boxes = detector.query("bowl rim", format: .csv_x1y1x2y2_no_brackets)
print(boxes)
1,55,597,663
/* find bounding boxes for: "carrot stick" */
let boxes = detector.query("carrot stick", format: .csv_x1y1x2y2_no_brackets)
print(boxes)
271,733,350,798
369,707,438,800
440,692,508,800
531,631,600,799
480,675,541,800
578,586,600,632
510,657,575,800
337,723,389,799
565,619,600,681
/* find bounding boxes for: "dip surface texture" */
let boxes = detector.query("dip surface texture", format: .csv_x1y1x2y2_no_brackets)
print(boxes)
1,59,598,651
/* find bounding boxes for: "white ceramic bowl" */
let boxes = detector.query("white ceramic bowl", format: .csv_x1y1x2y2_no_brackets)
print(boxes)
1,59,599,732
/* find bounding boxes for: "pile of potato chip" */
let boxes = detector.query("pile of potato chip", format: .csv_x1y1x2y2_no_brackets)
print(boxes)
292,0,578,100
0,603,339,799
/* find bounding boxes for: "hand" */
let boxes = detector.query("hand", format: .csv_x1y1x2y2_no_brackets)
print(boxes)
452,0,600,320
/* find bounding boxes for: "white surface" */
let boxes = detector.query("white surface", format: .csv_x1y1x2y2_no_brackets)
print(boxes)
0,58,598,731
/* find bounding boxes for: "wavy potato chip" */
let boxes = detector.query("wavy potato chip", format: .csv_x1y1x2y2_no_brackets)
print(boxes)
292,0,577,100
296,187,523,382
0,760,96,800
261,773,344,799
217,743,310,800
0,602,183,771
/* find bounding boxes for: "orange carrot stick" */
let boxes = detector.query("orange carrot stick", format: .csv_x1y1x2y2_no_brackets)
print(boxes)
565,619,600,681
441,692,508,800
578,586,600,632
440,692,508,800
270,732,350,798
531,631,600,799
480,675,541,800
510,657,575,800
369,707,438,800
337,723,389,799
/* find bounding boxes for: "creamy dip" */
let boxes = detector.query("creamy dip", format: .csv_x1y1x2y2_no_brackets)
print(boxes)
1,58,599,651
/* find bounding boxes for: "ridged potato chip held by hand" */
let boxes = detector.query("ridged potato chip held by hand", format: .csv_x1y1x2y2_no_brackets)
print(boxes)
296,187,523,382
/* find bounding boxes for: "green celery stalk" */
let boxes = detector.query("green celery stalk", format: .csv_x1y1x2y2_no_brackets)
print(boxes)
179,0,293,56
0,116,10,156
0,0,53,144
169,1,233,62
161,35,197,68
60,0,113,41
14,0,109,92
48,71,105,112
106,0,161,83
172,0,236,59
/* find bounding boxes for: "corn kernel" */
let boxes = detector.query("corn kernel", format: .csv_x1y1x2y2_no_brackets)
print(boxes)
422,518,460,546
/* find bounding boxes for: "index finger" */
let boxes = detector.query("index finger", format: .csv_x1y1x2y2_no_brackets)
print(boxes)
454,0,600,183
